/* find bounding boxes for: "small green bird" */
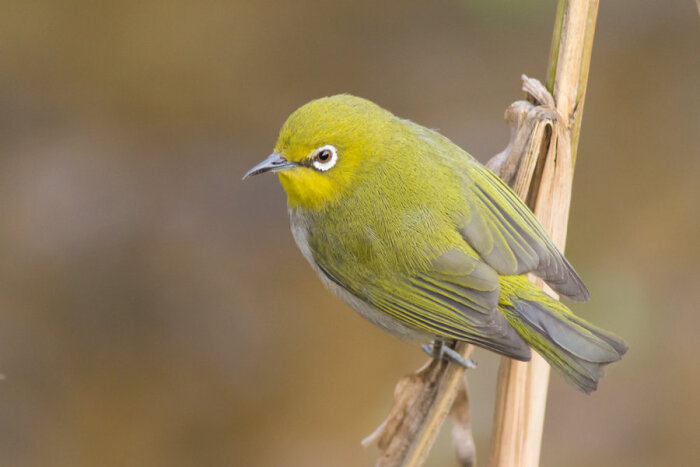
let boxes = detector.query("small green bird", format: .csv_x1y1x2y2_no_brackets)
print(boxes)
244,94,626,393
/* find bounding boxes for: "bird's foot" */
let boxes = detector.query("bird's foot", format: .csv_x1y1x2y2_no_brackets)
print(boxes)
421,341,477,369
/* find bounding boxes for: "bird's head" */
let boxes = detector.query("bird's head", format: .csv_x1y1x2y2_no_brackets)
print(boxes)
244,94,395,210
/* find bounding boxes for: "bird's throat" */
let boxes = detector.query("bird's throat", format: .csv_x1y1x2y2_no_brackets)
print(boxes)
278,170,342,210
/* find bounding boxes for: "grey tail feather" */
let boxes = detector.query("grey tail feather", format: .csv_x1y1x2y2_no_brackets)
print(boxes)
502,297,628,394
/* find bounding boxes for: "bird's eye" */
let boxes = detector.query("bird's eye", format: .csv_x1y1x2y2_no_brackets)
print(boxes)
311,145,338,172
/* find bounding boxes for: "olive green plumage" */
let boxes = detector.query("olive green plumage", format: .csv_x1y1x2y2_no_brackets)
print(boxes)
245,94,626,393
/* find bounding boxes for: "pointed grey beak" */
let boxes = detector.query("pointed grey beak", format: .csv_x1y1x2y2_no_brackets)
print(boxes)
242,153,298,180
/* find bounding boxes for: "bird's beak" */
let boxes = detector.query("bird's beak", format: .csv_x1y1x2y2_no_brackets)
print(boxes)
242,153,297,180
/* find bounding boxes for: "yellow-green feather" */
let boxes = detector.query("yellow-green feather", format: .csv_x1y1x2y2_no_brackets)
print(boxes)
272,94,626,392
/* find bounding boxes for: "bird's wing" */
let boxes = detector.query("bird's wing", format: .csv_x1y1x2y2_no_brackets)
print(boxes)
459,162,589,301
320,248,531,360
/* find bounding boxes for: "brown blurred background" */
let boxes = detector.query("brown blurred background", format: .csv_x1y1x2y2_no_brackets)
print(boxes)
1,1,698,466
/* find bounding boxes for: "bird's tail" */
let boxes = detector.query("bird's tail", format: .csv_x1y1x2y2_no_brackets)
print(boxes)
499,277,627,394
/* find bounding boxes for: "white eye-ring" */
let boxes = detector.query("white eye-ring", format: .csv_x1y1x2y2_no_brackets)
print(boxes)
311,145,338,172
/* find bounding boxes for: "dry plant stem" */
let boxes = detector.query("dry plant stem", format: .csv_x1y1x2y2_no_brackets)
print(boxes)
487,77,561,467
450,378,477,467
489,1,600,466
569,1,599,165
365,342,474,467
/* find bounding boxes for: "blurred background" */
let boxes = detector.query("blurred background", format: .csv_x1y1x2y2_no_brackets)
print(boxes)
1,0,698,465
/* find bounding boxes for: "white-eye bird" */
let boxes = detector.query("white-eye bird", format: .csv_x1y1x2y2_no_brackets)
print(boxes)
244,94,626,393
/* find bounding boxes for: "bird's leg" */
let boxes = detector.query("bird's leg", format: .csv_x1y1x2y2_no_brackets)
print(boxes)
422,340,477,369
429,340,443,360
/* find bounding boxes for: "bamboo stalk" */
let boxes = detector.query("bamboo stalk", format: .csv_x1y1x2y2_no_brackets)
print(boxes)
488,1,600,466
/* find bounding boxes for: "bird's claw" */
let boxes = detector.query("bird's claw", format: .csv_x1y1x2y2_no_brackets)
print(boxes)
421,342,477,369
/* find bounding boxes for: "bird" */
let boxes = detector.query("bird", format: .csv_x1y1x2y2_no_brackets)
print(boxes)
243,94,626,393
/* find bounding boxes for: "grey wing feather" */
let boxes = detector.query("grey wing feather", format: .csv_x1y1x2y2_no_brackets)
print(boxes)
461,164,590,301
337,249,532,360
